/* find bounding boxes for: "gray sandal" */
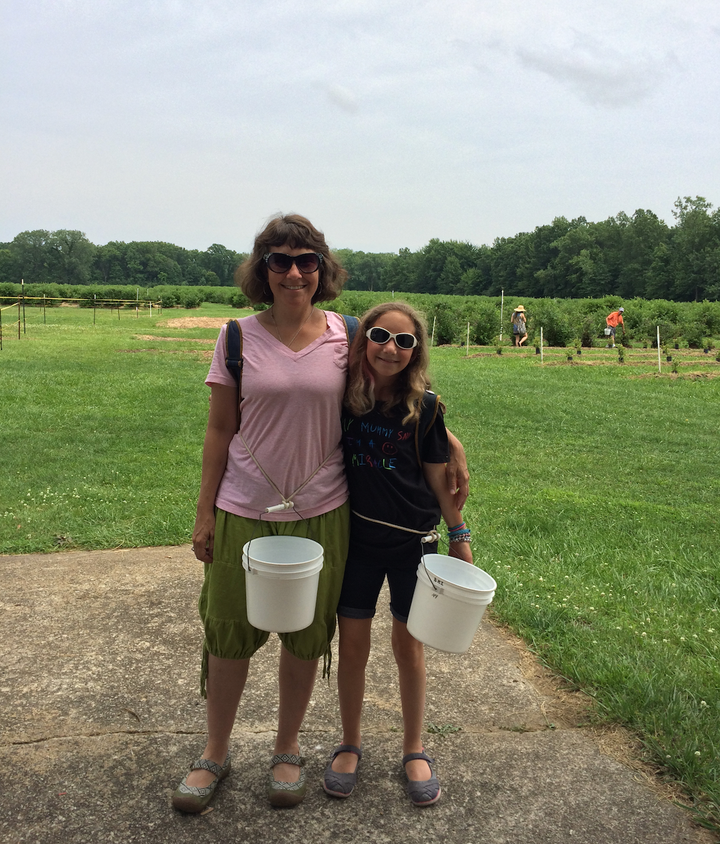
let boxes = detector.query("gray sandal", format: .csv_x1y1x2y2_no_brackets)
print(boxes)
323,744,362,798
402,750,441,806
268,752,307,808
172,752,232,813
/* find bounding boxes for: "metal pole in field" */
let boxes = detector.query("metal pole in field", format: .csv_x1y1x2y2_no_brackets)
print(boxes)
500,289,504,341
431,316,436,347
17,298,21,339
540,327,544,364
657,326,661,373
43,295,46,324
466,322,470,356
21,279,26,335
94,294,96,325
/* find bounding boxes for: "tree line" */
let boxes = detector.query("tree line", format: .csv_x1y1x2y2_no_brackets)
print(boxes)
338,197,720,302
0,232,245,289
1,196,718,301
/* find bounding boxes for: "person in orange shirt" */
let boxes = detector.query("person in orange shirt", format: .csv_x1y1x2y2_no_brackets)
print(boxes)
605,307,624,348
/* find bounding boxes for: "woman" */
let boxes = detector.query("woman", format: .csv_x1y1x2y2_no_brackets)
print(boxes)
172,214,468,812
511,304,528,347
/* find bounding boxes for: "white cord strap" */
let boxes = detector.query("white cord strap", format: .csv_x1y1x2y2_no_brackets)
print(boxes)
240,431,339,513
351,510,439,544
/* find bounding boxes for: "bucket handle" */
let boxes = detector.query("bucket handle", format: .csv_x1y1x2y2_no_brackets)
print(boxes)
420,530,441,593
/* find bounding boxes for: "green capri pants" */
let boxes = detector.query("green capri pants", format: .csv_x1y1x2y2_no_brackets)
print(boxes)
199,503,350,696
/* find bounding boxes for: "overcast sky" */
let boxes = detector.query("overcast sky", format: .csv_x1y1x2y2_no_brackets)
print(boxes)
2,0,719,254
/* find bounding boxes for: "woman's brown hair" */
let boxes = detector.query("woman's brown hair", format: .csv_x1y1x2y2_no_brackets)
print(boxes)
236,213,347,305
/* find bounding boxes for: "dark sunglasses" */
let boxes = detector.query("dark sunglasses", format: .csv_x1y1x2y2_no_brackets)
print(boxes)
263,252,323,274
365,326,418,349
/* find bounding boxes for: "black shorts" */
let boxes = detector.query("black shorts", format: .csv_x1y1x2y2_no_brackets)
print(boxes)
337,523,437,623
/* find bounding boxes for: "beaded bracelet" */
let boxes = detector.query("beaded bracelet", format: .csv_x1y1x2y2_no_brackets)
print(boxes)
447,519,471,543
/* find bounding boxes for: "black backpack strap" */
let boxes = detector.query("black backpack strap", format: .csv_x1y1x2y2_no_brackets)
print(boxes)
224,319,243,430
414,391,441,467
340,314,360,347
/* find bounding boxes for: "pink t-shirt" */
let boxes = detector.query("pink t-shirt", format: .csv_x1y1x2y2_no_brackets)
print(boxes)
205,311,349,520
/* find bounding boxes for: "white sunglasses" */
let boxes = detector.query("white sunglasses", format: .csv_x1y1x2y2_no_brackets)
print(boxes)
365,326,418,349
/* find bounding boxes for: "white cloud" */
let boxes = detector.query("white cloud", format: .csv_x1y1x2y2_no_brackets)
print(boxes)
517,37,675,107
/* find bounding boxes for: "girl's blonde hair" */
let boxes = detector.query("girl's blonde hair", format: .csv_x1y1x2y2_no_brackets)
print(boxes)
345,302,431,426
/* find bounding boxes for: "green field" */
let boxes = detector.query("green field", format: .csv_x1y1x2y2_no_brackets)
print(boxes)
1,301,719,829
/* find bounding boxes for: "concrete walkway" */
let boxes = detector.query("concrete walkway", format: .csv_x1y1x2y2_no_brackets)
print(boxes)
0,546,715,844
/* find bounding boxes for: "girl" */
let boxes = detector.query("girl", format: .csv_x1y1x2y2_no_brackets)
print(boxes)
323,302,473,807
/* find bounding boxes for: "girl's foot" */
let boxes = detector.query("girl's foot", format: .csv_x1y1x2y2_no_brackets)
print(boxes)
404,755,432,781
323,744,362,798
402,750,441,807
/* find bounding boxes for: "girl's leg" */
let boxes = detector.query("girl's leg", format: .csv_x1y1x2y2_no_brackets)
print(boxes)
185,653,249,788
332,616,373,773
392,618,432,781
272,646,320,782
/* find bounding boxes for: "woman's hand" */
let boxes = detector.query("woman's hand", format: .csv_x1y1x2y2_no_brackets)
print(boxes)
448,540,473,564
192,509,216,564
445,429,470,510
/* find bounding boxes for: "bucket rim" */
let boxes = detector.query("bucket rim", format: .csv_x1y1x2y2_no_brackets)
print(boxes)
417,555,497,594
242,535,324,567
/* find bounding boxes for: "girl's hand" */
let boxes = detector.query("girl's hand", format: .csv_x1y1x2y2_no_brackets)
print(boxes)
448,541,473,564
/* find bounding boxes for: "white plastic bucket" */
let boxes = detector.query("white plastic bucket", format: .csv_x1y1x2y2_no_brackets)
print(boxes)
242,536,324,633
407,555,497,653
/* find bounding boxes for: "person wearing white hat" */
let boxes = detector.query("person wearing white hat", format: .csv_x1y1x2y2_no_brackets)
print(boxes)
511,304,528,347
605,307,625,348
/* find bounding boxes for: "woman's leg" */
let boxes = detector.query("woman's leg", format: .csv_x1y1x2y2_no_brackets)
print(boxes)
332,616,373,773
271,646,320,782
392,618,432,781
185,654,249,788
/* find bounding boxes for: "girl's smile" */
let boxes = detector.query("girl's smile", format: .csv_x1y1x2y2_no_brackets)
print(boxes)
365,311,416,392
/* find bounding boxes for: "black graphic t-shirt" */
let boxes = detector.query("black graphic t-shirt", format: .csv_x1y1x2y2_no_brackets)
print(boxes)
341,393,449,548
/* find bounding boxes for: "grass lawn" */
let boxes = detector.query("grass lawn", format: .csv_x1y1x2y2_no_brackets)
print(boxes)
1,300,719,829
